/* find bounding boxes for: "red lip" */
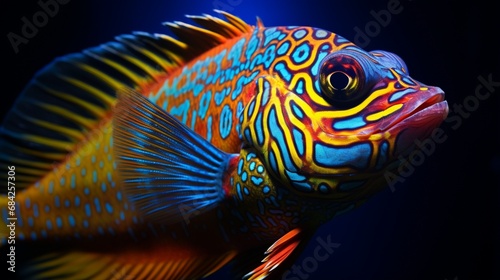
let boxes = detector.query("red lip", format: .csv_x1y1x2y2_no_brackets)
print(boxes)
381,87,448,132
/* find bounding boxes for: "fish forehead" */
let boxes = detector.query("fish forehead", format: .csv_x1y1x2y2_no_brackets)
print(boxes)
146,26,352,153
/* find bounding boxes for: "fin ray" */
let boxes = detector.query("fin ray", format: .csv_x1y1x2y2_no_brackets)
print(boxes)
113,88,233,225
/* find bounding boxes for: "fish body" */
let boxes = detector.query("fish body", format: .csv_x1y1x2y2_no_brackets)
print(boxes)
0,11,448,279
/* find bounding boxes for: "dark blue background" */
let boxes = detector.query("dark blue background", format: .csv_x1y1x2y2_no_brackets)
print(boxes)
2,0,499,279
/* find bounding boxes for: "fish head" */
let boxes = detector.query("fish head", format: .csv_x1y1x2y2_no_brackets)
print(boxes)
240,28,448,202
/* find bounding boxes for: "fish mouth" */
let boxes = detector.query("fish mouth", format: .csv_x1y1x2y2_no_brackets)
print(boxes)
380,87,449,132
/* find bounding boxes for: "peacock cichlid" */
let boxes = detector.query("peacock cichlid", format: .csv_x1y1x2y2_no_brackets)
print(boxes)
0,11,448,279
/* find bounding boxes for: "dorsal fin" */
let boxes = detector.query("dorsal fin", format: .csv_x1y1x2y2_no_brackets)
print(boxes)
0,11,255,191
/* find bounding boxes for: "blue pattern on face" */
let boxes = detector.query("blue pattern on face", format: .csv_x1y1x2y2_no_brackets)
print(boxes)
313,142,372,170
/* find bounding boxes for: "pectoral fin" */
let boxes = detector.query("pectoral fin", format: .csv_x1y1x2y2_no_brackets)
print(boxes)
113,88,233,225
243,228,309,280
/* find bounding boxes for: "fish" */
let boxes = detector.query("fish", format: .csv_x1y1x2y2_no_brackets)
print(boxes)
0,10,448,279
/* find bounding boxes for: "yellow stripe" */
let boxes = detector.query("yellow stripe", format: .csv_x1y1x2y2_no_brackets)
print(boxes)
365,104,403,122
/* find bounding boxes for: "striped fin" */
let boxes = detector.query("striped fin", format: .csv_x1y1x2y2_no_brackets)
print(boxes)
243,228,309,280
113,88,233,225
16,246,238,279
0,12,254,191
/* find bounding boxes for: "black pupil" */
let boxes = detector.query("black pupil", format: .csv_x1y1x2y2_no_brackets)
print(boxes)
329,71,349,90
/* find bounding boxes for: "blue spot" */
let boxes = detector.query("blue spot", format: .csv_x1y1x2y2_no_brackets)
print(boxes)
402,76,416,85
334,116,367,130
247,99,256,118
243,187,250,195
237,158,244,175
94,198,102,213
44,205,50,213
56,217,63,228
75,157,81,166
60,177,65,186
81,168,86,177
275,62,292,82
116,191,122,201
25,198,31,209
33,204,39,218
84,204,91,217
84,187,90,196
119,211,125,221
246,34,258,59
101,182,107,192
296,79,305,94
92,170,98,183
219,104,233,139
28,217,34,227
319,183,330,193
206,116,213,142
257,165,265,174
290,101,304,119
236,183,243,201
54,196,61,208
40,230,47,238
198,91,212,119
30,232,37,240
292,43,311,64
105,202,113,214
262,185,270,194
83,220,89,228
68,215,76,227
264,27,282,46
99,161,104,169
107,172,112,182
277,41,291,56
74,195,81,207
91,155,96,163
48,181,54,194
293,29,307,39
46,219,53,230
314,142,372,169
70,174,76,189
249,162,256,171
315,29,328,38
241,171,248,182
251,176,264,186
64,199,70,208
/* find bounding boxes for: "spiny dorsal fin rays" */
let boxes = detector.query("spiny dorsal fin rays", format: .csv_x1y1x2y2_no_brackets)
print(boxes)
0,11,255,191
214,9,254,33
164,21,227,49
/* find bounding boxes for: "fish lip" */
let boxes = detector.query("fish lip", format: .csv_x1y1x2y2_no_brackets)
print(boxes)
380,87,448,132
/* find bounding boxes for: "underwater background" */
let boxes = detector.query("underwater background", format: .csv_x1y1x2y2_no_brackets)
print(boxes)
2,0,499,279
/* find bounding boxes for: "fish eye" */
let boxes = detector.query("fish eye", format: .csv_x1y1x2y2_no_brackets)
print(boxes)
319,52,369,108
328,71,350,90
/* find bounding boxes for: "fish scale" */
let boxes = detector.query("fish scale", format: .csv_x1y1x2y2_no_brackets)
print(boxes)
0,11,447,279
